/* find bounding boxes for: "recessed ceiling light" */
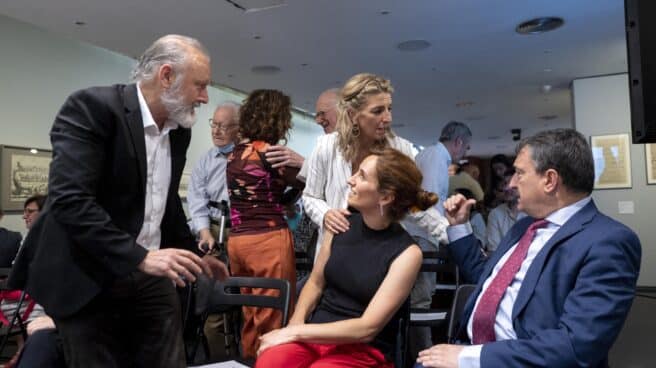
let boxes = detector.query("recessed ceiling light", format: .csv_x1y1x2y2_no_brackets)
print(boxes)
30,148,38,154
543,68,552,72
251,65,281,75
540,84,552,93
455,101,474,108
516,17,564,35
74,21,86,26
397,40,431,51
380,10,390,15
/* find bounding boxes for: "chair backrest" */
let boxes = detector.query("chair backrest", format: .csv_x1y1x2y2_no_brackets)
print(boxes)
421,250,460,290
394,299,411,368
206,276,291,327
447,284,476,343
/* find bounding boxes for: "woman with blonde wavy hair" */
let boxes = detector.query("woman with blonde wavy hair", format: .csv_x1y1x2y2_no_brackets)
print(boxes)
302,73,447,258
256,148,437,367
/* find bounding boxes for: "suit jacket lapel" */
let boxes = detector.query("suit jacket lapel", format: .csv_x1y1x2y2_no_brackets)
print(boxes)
122,84,147,189
511,201,598,320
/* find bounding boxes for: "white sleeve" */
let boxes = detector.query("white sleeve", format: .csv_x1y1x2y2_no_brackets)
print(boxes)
301,136,331,228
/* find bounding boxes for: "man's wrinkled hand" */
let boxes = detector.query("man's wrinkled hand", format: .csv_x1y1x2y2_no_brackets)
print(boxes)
137,248,210,287
265,145,304,168
416,344,463,368
443,194,476,226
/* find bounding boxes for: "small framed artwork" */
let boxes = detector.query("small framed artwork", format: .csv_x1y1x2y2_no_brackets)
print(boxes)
178,171,191,201
646,144,656,185
0,145,52,211
590,134,632,189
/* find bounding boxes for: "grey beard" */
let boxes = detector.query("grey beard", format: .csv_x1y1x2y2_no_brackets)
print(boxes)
160,86,197,129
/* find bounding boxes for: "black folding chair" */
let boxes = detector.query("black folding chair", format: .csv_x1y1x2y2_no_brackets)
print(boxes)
0,268,30,360
409,250,459,332
447,284,476,343
188,276,290,366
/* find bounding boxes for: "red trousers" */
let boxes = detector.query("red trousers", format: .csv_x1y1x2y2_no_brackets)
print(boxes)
228,228,296,358
255,342,393,368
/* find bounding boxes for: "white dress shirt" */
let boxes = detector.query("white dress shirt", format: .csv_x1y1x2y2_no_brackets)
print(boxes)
135,84,177,251
447,197,592,368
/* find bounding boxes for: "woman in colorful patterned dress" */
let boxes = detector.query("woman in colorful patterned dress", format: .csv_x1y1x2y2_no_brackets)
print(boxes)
226,89,304,357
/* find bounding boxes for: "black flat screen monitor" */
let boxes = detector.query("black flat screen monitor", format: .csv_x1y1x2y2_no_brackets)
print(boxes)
625,0,656,143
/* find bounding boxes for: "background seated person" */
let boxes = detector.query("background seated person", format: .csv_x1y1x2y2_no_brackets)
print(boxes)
255,148,437,368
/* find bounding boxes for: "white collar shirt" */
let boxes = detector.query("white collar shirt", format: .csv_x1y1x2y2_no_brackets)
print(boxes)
135,84,178,251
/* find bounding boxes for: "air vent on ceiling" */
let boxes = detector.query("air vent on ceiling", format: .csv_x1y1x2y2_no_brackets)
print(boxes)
516,17,564,35
251,65,281,75
397,40,431,51
225,0,287,13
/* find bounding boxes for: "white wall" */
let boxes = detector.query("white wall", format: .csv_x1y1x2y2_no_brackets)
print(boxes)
0,14,322,236
572,73,656,286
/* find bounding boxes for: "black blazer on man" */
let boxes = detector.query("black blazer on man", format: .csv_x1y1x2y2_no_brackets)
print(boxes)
9,84,195,318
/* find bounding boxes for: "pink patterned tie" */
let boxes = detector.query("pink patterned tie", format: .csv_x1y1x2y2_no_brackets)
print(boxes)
471,219,549,344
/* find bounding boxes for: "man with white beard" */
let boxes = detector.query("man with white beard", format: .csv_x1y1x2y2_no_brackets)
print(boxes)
9,34,228,368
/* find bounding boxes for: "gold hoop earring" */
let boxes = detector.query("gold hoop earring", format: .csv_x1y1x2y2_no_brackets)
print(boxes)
352,124,360,137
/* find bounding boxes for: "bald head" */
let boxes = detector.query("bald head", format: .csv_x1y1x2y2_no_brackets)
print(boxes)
315,88,338,134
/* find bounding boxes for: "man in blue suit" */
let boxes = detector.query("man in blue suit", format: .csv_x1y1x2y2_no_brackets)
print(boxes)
416,129,641,368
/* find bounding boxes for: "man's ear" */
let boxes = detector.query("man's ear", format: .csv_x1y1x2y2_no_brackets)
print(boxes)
158,64,175,89
543,168,560,193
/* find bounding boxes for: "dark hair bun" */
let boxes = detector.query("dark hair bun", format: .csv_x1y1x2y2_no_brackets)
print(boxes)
415,190,438,211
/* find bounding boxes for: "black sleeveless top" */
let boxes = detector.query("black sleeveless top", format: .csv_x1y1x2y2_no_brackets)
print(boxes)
309,213,415,356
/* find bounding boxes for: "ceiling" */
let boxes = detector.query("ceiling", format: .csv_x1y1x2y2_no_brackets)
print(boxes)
0,0,629,156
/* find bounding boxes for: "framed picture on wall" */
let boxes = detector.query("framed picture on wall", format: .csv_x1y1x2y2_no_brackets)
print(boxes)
0,145,52,211
590,134,631,189
646,144,656,185
590,134,632,189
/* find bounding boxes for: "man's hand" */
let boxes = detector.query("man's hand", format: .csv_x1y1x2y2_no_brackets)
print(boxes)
323,208,351,233
27,316,56,335
202,254,230,281
257,326,298,356
443,194,477,226
197,228,216,252
265,145,304,168
416,344,464,368
137,248,211,287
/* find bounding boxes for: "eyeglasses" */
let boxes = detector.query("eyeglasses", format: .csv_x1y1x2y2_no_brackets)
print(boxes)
23,208,38,215
208,119,238,132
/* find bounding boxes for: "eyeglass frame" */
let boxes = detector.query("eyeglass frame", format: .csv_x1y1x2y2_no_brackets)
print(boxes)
208,118,239,132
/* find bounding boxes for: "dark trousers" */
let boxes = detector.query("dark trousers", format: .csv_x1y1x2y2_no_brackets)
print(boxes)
16,329,65,368
54,271,185,368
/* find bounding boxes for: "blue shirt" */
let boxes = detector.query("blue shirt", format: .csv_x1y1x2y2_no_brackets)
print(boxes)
187,146,231,234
